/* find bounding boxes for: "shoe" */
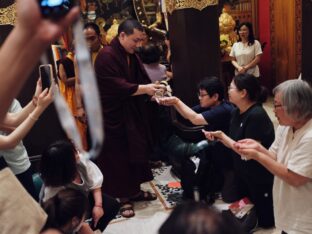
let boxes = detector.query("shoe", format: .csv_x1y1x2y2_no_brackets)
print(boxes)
119,202,135,218
240,207,259,233
130,190,157,202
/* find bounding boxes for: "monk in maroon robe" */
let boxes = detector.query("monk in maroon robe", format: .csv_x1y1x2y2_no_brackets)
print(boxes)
94,19,163,218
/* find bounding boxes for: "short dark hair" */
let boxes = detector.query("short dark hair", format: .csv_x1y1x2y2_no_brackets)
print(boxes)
159,201,244,234
40,140,77,187
42,189,88,231
197,76,225,101
84,22,101,36
233,73,268,103
138,43,162,64
118,19,144,36
237,22,255,46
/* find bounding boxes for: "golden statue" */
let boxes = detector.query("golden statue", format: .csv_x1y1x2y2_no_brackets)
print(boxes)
219,4,237,55
106,19,119,44
0,3,17,26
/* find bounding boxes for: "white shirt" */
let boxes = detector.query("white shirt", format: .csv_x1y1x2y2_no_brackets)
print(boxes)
41,153,103,202
270,119,312,234
0,100,31,175
230,40,262,77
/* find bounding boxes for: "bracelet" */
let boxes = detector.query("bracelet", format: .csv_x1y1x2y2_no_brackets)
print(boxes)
32,96,38,107
29,114,38,121
94,204,102,208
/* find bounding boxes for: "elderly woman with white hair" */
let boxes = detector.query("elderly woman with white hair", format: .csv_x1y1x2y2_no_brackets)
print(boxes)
234,79,312,234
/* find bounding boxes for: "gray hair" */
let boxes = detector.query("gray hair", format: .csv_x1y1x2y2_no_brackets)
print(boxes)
273,79,312,121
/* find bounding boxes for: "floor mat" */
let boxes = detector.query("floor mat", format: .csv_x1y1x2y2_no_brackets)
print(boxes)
150,166,183,209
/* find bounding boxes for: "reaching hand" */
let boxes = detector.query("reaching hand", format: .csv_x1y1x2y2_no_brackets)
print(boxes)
15,0,80,45
234,139,262,160
235,139,261,150
202,129,236,149
202,130,224,142
158,96,179,106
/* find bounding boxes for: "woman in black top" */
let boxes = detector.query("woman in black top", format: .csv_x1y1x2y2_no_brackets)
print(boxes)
203,73,274,230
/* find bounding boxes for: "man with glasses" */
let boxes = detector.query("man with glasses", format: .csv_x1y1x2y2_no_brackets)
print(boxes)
160,76,233,135
159,77,234,198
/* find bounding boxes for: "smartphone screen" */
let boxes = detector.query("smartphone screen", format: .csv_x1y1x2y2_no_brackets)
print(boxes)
39,65,52,90
39,0,74,19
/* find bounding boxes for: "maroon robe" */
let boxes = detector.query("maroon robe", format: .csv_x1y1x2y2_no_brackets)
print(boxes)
94,37,154,198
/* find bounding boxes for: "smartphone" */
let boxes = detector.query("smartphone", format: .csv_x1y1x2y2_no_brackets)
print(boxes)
38,0,74,19
39,64,53,90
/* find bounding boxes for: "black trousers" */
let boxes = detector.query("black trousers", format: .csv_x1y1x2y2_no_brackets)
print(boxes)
222,169,274,228
16,167,38,201
88,193,120,231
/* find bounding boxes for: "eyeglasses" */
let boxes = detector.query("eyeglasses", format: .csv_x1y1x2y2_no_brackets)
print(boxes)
273,103,284,109
197,93,209,98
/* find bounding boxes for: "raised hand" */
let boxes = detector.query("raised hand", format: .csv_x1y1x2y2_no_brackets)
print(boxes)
36,88,53,111
34,78,43,98
16,0,80,45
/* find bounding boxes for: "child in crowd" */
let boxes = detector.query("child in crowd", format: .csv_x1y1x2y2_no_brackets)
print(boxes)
41,188,90,234
40,140,120,232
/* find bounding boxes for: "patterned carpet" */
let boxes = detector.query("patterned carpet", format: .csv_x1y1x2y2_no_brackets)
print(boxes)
150,166,183,209
105,165,279,234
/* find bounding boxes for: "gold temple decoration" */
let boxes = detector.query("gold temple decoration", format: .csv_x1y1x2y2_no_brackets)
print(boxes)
219,5,237,56
106,19,119,44
0,3,17,26
165,0,218,14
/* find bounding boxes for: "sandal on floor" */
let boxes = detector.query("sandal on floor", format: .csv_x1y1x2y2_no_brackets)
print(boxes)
130,190,157,202
120,202,135,218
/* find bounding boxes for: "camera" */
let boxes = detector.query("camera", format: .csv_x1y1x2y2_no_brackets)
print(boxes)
38,0,74,19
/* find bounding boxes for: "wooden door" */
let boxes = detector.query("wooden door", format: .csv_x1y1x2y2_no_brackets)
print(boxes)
270,0,301,85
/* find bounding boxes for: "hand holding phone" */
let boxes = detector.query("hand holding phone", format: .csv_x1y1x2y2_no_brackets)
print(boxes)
39,64,53,90
38,0,75,19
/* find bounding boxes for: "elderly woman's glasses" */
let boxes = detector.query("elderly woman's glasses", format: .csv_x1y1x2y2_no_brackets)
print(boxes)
273,103,284,109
